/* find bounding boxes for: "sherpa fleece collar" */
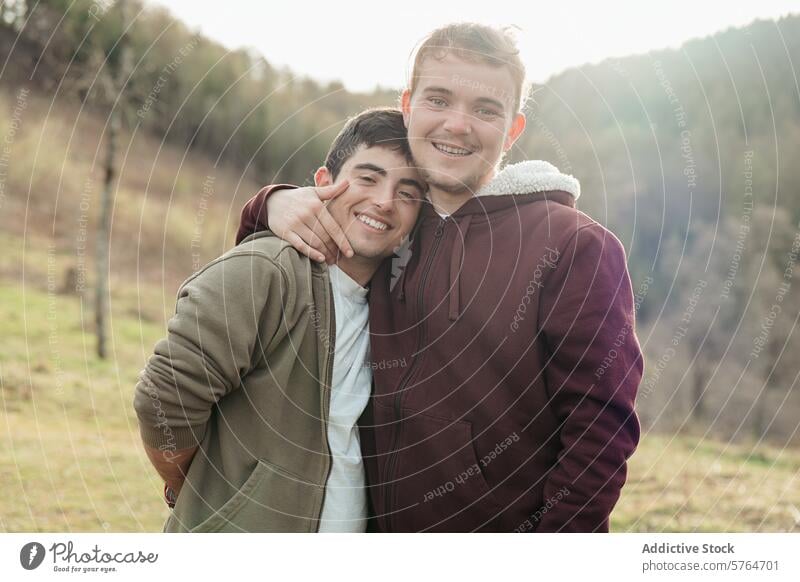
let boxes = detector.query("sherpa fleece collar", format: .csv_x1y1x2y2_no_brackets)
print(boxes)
476,160,580,200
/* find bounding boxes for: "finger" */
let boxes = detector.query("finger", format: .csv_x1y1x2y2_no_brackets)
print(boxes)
304,219,339,262
285,231,326,263
315,180,349,201
317,207,354,258
295,222,336,262
308,221,339,262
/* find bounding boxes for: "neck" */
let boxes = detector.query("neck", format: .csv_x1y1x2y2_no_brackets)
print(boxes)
334,255,379,287
427,170,496,215
428,188,470,215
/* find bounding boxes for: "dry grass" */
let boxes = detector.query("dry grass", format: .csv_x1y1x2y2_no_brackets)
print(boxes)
0,280,169,532
1,275,798,531
614,431,800,532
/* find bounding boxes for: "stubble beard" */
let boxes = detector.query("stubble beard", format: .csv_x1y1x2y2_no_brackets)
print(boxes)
419,165,484,197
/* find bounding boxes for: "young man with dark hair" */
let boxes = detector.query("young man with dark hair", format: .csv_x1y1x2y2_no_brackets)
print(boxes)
134,108,424,532
236,23,643,533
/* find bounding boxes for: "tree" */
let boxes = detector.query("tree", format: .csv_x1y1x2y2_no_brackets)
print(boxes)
95,0,133,358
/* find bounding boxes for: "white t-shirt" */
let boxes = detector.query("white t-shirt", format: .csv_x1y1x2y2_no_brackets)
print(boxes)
317,266,371,532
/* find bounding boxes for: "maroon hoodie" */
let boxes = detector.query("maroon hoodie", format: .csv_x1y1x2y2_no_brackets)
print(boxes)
236,161,643,532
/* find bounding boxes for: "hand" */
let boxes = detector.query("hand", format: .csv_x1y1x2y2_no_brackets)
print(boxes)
165,478,184,496
265,181,354,263
143,444,196,499
164,482,180,508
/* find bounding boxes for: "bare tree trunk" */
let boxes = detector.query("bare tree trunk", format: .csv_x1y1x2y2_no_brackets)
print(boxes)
691,358,707,421
95,109,119,358
95,0,130,359
752,338,783,440
752,389,767,440
687,333,708,422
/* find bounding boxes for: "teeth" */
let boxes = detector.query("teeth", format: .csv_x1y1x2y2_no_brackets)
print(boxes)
357,214,388,231
434,142,472,156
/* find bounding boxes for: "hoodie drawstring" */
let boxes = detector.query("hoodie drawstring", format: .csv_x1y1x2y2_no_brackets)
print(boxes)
448,214,472,321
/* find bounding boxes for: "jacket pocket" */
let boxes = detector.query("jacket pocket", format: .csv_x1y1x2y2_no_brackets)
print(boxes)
190,459,323,533
388,410,505,532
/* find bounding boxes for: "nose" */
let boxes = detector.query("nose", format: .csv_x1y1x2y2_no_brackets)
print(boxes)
442,106,472,135
372,182,396,213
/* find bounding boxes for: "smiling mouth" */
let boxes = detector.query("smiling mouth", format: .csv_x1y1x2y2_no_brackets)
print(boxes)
355,212,389,232
432,141,474,157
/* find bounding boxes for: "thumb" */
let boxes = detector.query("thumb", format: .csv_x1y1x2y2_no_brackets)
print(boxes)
316,180,349,201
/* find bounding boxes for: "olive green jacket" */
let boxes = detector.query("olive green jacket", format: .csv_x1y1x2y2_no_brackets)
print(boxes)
134,232,335,532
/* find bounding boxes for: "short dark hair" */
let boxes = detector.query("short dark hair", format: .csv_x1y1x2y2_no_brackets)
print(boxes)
324,107,413,180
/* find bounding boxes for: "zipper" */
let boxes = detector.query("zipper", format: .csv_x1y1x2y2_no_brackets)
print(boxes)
315,277,336,532
382,217,447,530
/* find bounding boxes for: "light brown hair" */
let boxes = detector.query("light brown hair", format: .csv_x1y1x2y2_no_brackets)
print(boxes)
408,23,527,113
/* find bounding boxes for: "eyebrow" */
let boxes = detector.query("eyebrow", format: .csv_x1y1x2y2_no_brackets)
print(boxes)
475,96,506,111
352,163,386,176
422,86,453,96
353,163,425,195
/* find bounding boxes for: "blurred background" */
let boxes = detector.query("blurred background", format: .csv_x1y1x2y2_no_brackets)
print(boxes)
0,0,799,532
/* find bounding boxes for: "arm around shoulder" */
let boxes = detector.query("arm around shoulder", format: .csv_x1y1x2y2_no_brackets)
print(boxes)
236,184,298,245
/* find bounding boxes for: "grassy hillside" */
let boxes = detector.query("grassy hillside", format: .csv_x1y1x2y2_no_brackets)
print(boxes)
0,87,263,292
0,84,258,531
0,249,168,531
1,248,798,530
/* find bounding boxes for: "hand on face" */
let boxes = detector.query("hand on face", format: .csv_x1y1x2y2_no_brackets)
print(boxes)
320,145,425,262
264,146,424,265
265,181,354,263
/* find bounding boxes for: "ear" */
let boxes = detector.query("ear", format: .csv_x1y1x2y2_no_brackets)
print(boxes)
314,166,332,187
503,113,526,152
400,89,412,128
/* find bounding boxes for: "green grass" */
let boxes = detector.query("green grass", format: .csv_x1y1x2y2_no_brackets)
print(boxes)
1,277,798,532
0,86,256,531
0,279,170,532
613,431,800,532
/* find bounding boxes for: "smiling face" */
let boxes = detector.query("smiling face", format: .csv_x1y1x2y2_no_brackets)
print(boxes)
402,52,526,196
316,145,425,261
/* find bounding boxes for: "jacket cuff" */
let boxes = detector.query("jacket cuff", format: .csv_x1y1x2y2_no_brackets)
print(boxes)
138,421,206,451
135,372,208,450
236,184,298,245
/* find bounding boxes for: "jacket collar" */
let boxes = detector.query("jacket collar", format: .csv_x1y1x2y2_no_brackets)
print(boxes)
391,161,581,308
475,160,580,199
418,160,579,220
